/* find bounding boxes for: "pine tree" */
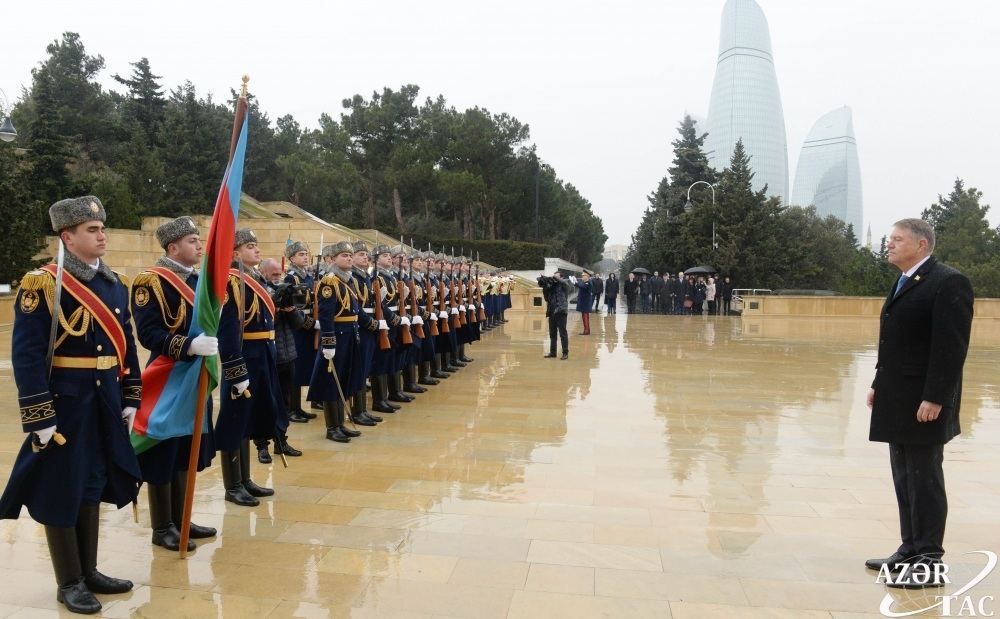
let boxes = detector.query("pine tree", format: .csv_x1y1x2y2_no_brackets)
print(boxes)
0,144,43,283
26,73,72,224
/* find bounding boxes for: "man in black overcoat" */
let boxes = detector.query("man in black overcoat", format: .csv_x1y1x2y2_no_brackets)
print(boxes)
865,218,973,589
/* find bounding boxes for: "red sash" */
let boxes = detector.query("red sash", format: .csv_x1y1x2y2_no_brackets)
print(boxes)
148,267,195,306
228,268,276,319
41,264,128,371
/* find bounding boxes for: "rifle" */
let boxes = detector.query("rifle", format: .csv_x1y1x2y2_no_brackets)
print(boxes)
373,276,391,350
468,257,478,324
397,258,413,345
409,253,425,338
437,253,450,334
449,261,462,330
476,254,487,321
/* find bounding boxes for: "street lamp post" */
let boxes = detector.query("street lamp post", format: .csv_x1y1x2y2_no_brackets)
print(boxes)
0,88,17,143
684,181,717,249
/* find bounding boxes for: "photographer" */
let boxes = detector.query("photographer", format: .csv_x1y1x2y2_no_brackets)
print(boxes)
537,270,573,360
255,258,309,463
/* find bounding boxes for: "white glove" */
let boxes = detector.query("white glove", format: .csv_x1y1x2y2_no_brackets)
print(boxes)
322,348,336,360
400,316,411,326
480,303,486,310
569,276,577,284
123,407,137,433
439,311,448,319
234,379,250,396
459,305,467,312
378,319,389,331
451,307,459,315
189,334,219,356
313,320,321,330
429,313,438,321
412,315,423,326
35,425,57,446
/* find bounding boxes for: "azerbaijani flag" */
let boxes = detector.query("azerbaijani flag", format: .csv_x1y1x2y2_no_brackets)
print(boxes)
131,108,249,454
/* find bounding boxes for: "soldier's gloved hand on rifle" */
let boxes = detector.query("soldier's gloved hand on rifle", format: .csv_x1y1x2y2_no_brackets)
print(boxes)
234,379,250,397
459,304,466,312
400,316,410,326
412,315,423,325
322,347,336,361
378,319,389,331
438,310,448,319
188,333,219,356
314,320,321,330
122,407,137,433
451,307,459,315
34,425,57,446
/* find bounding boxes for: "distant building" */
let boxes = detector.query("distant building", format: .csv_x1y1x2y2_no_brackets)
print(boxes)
790,106,864,235
705,0,789,202
603,244,627,262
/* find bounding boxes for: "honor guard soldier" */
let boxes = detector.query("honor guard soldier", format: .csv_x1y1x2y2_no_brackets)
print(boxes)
308,241,365,442
131,217,218,552
283,240,317,424
216,229,283,506
397,249,426,395
372,244,406,408
457,258,475,363
411,252,440,387
350,241,384,426
0,196,143,614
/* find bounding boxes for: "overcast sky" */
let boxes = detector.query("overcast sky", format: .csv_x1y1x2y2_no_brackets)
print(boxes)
3,0,998,247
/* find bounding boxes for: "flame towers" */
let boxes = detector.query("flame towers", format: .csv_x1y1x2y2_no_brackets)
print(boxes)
705,0,789,202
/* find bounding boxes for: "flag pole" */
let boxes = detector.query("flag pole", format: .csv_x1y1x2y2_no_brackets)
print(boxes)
180,74,249,559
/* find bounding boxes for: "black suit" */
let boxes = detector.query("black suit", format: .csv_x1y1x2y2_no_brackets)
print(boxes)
871,256,973,560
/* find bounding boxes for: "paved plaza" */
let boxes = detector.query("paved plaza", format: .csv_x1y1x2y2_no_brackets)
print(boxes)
0,312,998,617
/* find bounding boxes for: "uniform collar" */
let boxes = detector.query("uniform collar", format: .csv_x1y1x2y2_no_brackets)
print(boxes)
64,251,117,283
156,256,195,276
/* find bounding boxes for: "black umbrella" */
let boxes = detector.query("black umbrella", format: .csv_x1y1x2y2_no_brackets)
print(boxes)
684,265,716,275
631,267,652,275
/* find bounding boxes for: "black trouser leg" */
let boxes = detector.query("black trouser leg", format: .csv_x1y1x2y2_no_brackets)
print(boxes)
77,502,133,594
46,524,101,614
890,443,947,560
149,483,192,551
557,313,569,353
171,472,216,539
548,315,558,355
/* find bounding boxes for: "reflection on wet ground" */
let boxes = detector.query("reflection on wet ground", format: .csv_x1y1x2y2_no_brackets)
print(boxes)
0,313,998,617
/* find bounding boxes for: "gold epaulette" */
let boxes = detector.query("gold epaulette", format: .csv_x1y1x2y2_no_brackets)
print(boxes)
114,271,131,287
132,271,159,289
19,270,54,293
17,270,55,314
321,273,340,286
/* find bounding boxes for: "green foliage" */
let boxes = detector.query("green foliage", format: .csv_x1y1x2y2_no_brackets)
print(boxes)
923,179,1000,297
7,33,605,266
409,239,548,271
0,144,44,284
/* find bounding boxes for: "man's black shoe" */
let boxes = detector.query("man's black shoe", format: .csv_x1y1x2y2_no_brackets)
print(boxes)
326,428,351,443
865,552,907,572
243,480,274,498
372,401,397,413
288,410,309,423
310,401,324,410
388,392,413,403
351,415,377,427
364,411,383,422
57,580,102,614
275,441,302,457
544,353,556,358
257,447,271,464
404,383,427,394
341,426,361,438
419,376,440,386
298,409,318,419
885,559,948,590
560,352,569,360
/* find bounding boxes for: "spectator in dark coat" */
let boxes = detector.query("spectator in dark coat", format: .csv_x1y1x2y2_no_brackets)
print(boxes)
624,273,638,313
538,271,574,359
693,276,707,314
605,274,620,314
574,272,593,335
718,276,733,315
649,272,664,314
591,275,604,313
639,275,651,313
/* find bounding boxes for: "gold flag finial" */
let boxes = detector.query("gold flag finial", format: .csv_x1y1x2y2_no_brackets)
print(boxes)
240,75,250,98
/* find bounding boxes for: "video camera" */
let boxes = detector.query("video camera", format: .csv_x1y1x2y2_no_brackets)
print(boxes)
270,282,311,309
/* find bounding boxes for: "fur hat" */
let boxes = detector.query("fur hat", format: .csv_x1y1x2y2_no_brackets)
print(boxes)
233,228,257,249
155,216,199,249
49,195,106,233
284,240,309,259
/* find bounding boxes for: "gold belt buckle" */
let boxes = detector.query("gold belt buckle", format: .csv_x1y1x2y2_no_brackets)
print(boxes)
96,355,118,370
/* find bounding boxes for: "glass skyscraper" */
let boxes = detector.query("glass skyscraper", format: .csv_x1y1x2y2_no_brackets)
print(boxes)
791,106,864,236
705,0,789,202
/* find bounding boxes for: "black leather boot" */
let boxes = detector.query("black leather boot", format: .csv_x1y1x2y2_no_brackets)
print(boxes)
419,361,440,385
240,441,274,497
338,398,365,436
221,450,259,506
459,345,473,363
148,483,194,552
403,364,427,393
290,385,317,419
450,351,467,368
372,376,400,412
171,473,217,539
431,356,450,378
340,397,362,437
274,433,303,457
46,525,101,614
355,390,381,422
388,372,414,402
324,401,351,443
77,502,133,594
442,352,460,372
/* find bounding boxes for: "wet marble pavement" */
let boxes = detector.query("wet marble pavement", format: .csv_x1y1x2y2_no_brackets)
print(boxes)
0,312,999,618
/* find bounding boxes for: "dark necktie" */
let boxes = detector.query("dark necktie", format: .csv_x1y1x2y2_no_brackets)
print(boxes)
894,274,909,298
